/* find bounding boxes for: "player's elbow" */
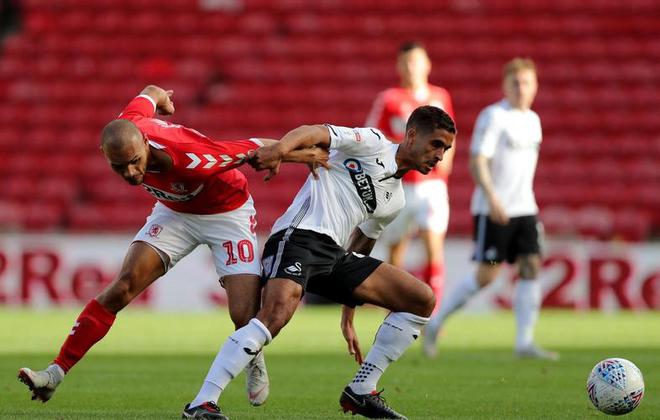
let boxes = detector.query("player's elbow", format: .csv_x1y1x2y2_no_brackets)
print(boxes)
141,84,160,92
295,125,330,148
140,85,163,98
297,124,325,131
300,124,325,133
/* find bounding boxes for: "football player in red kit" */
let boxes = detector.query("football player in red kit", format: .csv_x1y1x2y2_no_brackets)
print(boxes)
17,85,328,411
366,41,455,313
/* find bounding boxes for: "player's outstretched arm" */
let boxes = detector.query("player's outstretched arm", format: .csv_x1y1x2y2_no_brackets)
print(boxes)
250,125,331,180
139,85,175,116
256,139,329,166
250,138,330,180
275,124,332,154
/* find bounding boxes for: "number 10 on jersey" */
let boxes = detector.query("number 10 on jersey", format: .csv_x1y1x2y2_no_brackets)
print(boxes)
222,240,255,265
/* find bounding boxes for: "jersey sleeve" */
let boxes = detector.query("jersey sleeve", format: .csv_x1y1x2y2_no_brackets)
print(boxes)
365,91,384,127
180,138,263,174
470,107,501,158
326,124,388,157
365,91,391,133
365,90,400,140
117,95,157,121
358,211,400,240
439,88,455,120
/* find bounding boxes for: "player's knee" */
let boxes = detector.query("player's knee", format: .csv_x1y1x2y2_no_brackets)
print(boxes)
419,284,436,317
518,260,539,279
477,264,499,287
405,283,435,318
477,276,493,288
519,266,538,279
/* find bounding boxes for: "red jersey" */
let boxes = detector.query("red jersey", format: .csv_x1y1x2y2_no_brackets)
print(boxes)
118,95,261,214
366,85,454,183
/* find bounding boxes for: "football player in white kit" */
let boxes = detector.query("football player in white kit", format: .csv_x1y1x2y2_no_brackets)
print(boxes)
423,58,559,361
183,106,456,419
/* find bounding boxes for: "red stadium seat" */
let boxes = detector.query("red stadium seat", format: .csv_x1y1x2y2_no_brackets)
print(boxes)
0,0,657,238
81,175,148,204
575,206,615,240
10,201,64,231
540,206,576,236
68,202,152,232
36,177,79,204
0,200,23,229
0,127,21,153
447,210,472,237
613,208,652,242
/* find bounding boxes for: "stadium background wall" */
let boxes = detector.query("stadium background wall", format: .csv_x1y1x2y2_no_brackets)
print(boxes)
1,235,658,311
0,0,658,240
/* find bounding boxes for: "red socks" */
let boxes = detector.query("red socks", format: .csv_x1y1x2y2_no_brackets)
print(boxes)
53,299,116,373
424,262,445,313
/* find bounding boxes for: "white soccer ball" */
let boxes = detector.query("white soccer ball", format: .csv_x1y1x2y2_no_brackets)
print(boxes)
587,358,645,415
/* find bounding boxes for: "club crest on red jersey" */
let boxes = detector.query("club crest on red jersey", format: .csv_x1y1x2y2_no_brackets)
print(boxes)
147,224,163,238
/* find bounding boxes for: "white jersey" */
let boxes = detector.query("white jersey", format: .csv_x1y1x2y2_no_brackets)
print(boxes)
470,99,542,217
271,125,406,247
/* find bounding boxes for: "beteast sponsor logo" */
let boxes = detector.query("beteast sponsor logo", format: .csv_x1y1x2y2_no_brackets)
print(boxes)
343,159,377,213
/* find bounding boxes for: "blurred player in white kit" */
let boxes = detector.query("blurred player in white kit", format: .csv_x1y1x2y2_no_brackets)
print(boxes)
423,58,559,361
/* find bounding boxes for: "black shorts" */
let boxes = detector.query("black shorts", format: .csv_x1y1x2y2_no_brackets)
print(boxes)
261,228,383,307
472,214,541,264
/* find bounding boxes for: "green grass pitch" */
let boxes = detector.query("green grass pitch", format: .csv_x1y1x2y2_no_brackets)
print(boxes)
1,307,658,419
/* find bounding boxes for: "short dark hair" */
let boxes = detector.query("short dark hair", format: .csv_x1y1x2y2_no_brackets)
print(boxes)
398,41,425,55
406,106,456,135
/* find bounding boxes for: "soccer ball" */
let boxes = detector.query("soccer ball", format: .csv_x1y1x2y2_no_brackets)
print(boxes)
587,358,644,415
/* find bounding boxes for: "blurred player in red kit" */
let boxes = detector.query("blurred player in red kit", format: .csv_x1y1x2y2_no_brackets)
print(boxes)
366,41,455,312
17,85,327,412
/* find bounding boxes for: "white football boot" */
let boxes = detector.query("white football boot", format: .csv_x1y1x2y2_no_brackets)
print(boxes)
17,365,64,402
245,351,269,406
